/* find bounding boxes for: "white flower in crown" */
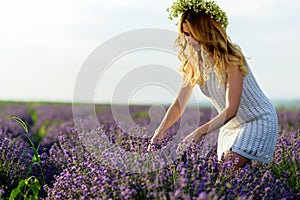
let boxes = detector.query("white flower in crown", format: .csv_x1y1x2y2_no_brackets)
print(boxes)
167,0,229,28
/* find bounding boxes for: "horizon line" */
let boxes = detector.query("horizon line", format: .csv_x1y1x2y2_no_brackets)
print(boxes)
0,99,299,109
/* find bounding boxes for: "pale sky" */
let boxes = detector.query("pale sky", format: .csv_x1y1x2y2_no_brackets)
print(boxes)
0,0,299,105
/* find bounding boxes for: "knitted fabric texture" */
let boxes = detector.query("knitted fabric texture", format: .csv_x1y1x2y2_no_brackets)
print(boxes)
198,56,278,163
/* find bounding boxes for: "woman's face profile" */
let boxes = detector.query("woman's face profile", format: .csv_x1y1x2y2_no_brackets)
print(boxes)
182,22,201,51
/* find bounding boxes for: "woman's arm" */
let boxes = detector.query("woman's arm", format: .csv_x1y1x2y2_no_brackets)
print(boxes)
182,65,243,143
148,78,194,148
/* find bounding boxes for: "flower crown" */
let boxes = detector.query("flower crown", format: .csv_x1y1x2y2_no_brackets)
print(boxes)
167,0,228,28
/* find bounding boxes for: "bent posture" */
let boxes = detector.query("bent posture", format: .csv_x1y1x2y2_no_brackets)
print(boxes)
148,0,278,168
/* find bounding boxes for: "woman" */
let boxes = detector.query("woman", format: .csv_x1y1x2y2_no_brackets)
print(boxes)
148,0,278,168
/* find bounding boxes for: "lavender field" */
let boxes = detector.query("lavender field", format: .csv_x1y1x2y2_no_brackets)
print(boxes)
0,102,299,199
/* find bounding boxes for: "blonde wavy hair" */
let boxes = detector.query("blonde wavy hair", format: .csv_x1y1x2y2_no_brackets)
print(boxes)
175,10,248,87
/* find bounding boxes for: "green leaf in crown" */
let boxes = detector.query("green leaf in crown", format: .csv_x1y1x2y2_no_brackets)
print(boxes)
167,0,229,28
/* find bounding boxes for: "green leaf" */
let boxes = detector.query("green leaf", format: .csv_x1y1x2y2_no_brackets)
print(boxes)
29,109,38,127
28,178,41,197
26,149,38,177
9,188,21,200
38,120,50,139
11,116,28,133
9,177,41,200
23,134,35,149
9,180,26,200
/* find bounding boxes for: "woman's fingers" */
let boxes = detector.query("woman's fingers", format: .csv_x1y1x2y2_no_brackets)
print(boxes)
176,132,197,152
176,140,189,153
147,132,164,152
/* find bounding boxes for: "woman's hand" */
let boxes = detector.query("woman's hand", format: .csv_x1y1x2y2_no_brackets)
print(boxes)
177,128,206,152
147,131,165,152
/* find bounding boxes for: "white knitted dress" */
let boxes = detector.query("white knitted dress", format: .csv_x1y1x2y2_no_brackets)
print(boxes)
199,63,278,163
